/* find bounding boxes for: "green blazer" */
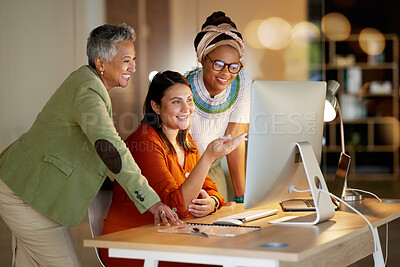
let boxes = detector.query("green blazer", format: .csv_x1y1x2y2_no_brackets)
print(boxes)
0,65,160,227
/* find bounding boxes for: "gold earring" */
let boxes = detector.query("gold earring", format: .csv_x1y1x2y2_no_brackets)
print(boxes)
101,71,104,75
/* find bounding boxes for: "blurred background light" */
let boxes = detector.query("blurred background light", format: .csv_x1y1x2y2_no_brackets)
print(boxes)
243,19,265,50
257,17,292,50
292,21,321,46
321,12,351,41
358,27,386,55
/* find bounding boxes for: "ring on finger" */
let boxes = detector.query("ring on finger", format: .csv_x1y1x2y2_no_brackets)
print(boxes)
160,210,166,216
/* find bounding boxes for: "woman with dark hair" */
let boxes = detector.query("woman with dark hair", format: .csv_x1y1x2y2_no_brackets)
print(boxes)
0,23,181,266
186,11,252,203
100,70,246,267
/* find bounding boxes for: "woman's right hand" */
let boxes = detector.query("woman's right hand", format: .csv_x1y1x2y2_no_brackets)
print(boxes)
148,201,183,226
204,133,248,161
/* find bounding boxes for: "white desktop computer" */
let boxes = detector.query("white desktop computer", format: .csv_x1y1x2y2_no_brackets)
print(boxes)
244,81,335,225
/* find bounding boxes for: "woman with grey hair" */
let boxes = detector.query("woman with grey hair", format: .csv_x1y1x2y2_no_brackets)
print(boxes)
0,23,181,266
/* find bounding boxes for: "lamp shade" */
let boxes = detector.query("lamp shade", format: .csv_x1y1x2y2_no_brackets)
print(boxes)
324,80,340,122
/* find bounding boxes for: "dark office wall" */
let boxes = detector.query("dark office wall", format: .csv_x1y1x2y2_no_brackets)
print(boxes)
324,0,400,35
105,0,170,139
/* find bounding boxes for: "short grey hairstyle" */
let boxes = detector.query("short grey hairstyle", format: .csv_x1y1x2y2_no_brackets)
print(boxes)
86,23,136,68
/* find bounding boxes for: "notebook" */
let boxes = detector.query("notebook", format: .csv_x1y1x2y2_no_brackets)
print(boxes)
280,152,350,211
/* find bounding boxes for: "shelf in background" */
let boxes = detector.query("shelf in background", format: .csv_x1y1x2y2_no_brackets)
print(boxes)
320,34,399,175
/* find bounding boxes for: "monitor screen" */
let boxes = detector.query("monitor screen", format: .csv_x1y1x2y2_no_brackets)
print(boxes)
244,81,327,210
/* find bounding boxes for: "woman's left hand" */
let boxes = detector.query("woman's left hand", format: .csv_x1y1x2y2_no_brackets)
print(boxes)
188,189,214,217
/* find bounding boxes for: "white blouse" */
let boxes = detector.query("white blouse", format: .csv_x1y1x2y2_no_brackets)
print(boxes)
186,68,252,155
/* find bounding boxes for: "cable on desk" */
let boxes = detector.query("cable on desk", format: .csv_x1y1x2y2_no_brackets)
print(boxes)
346,188,388,266
319,189,386,267
289,186,386,266
289,184,310,193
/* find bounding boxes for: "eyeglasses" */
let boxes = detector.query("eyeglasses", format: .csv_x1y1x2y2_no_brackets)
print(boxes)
205,55,243,74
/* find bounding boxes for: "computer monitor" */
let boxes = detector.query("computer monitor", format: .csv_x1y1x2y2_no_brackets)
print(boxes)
244,81,336,225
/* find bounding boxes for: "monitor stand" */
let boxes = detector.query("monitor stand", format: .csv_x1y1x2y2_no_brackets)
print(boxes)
269,141,336,225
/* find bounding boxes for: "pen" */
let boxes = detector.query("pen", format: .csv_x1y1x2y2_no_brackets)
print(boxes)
220,136,248,141
192,227,208,237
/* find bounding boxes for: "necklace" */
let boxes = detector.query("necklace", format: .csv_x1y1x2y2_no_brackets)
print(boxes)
186,67,244,118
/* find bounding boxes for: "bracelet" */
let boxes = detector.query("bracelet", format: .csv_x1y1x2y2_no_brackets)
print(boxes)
210,196,219,213
233,195,244,203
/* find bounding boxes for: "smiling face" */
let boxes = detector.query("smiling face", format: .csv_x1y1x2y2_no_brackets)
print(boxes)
152,83,195,137
201,45,241,97
97,41,136,90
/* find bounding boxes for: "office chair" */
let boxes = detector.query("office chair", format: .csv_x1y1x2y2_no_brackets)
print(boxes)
88,188,113,267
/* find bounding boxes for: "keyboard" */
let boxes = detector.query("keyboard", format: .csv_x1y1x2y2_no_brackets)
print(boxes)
213,209,278,225
303,199,315,207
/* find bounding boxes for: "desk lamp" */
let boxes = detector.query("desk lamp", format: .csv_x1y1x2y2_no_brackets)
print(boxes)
324,80,363,201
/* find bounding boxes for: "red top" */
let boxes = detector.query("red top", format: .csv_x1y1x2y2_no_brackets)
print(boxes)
100,124,224,267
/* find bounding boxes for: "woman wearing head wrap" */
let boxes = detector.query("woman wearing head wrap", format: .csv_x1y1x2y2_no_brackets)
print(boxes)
186,11,252,203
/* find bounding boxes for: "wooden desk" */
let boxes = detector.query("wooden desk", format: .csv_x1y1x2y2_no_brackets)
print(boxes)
84,198,400,267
